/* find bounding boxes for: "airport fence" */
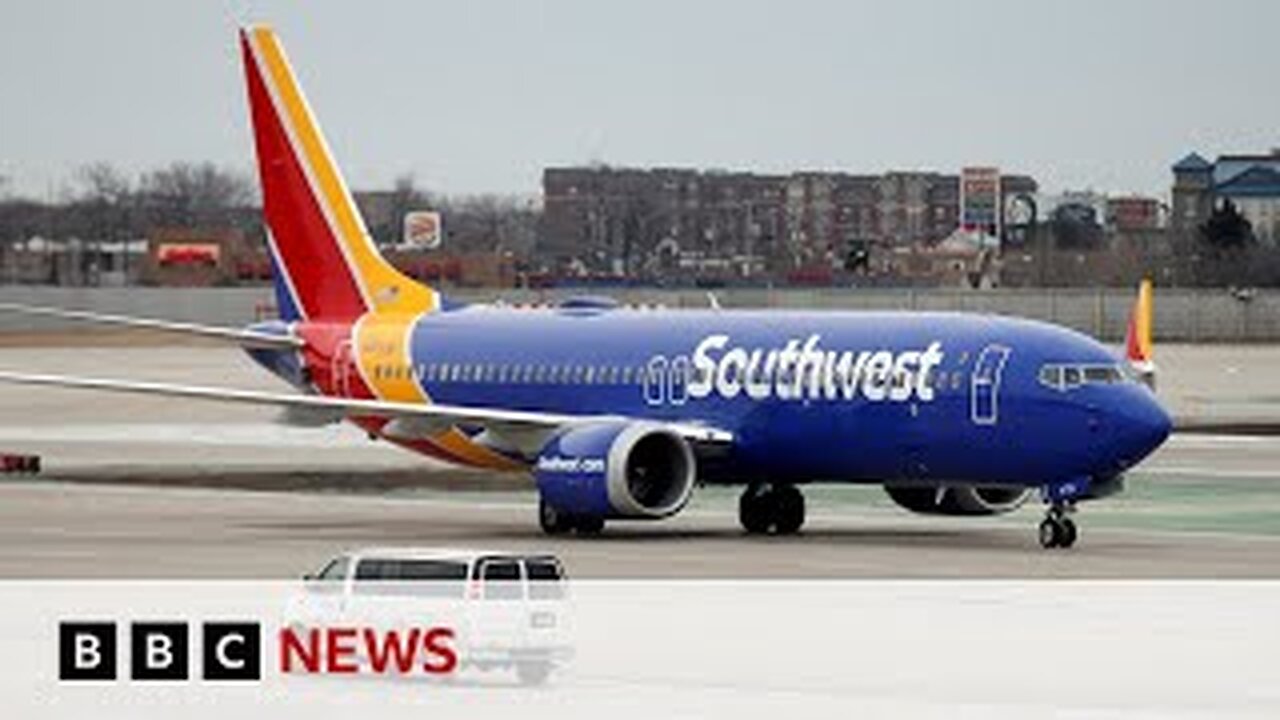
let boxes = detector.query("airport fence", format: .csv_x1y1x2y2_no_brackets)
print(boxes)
0,285,1277,342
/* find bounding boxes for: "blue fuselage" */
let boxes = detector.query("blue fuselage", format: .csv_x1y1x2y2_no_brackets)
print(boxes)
256,305,1171,491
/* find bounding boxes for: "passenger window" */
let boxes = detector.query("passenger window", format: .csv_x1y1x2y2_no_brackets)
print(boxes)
393,560,467,598
355,559,390,581
480,560,523,601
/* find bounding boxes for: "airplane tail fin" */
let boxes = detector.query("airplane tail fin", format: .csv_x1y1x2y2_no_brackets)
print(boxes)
1124,278,1157,389
240,25,440,322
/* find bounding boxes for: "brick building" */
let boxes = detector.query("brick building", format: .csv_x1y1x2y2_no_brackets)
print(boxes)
541,165,1035,283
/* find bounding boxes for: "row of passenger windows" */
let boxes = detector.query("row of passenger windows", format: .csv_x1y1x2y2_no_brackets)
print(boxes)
371,360,974,392
372,362,654,386
1038,363,1130,391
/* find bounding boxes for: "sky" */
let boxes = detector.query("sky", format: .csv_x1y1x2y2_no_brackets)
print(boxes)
1,0,1277,201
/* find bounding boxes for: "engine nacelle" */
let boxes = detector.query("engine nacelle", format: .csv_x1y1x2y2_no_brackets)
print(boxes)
535,421,696,520
884,484,1032,516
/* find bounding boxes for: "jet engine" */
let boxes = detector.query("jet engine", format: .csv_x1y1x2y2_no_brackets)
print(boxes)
534,421,696,520
884,484,1032,516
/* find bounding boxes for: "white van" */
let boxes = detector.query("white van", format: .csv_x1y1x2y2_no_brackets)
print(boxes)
288,547,571,685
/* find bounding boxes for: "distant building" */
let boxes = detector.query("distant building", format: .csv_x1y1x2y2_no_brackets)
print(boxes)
143,228,247,287
540,165,1036,283
1106,196,1163,231
1172,150,1280,244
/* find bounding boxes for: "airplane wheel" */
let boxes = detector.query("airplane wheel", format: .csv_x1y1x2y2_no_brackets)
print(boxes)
538,499,573,536
774,485,805,535
739,485,773,535
1038,518,1061,549
575,515,606,535
1058,517,1078,548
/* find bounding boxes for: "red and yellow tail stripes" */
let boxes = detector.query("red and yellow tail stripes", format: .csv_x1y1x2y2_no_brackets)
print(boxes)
241,25,439,321
1125,278,1154,368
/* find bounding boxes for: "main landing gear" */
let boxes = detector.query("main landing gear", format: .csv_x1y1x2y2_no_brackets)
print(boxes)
739,483,805,535
539,499,605,536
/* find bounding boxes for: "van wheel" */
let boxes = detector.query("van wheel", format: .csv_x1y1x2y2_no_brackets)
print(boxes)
516,661,552,686
539,500,573,535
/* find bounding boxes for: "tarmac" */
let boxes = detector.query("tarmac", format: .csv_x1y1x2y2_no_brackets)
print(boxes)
1,342,1280,579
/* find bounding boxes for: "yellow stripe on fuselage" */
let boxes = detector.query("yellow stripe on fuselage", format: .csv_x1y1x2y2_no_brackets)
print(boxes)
354,314,427,403
250,26,437,316
352,313,525,471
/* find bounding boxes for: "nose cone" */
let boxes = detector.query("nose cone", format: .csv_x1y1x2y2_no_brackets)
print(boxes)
1111,392,1172,468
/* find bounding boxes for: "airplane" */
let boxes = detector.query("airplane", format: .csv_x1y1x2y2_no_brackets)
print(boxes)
0,25,1180,550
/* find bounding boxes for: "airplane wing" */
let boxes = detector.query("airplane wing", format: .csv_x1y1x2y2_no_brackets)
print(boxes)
0,303,300,349
0,370,734,449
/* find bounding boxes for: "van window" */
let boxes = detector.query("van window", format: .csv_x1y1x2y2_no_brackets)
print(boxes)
526,558,565,600
354,558,469,597
480,560,523,601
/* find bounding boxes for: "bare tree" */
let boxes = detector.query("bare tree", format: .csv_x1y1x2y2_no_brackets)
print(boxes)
68,162,139,283
139,162,255,227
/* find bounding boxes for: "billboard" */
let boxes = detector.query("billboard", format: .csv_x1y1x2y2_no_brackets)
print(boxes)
960,166,1002,236
157,243,220,266
401,211,443,250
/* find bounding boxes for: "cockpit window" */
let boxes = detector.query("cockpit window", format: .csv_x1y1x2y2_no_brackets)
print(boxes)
1062,366,1082,388
1083,366,1123,384
1038,366,1061,388
1039,363,1131,391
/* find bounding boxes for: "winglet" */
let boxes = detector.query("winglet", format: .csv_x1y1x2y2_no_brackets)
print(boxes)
1124,278,1156,388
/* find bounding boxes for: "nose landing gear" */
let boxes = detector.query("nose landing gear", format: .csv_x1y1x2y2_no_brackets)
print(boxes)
1038,504,1078,549
1038,478,1089,549
739,483,805,535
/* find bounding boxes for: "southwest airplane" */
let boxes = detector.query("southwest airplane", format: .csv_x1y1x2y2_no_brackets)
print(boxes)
0,26,1177,549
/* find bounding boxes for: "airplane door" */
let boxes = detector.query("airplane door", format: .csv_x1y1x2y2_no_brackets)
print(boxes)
970,344,1011,426
332,339,354,397
668,355,689,406
644,356,668,407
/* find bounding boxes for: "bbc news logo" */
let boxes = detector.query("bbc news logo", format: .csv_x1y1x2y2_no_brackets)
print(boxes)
59,622,261,681
58,621,457,681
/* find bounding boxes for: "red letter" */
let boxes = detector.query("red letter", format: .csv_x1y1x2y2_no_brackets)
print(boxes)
279,627,320,673
326,627,359,674
422,627,457,675
362,628,420,674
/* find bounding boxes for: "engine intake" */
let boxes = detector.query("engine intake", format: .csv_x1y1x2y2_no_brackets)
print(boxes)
535,421,696,519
